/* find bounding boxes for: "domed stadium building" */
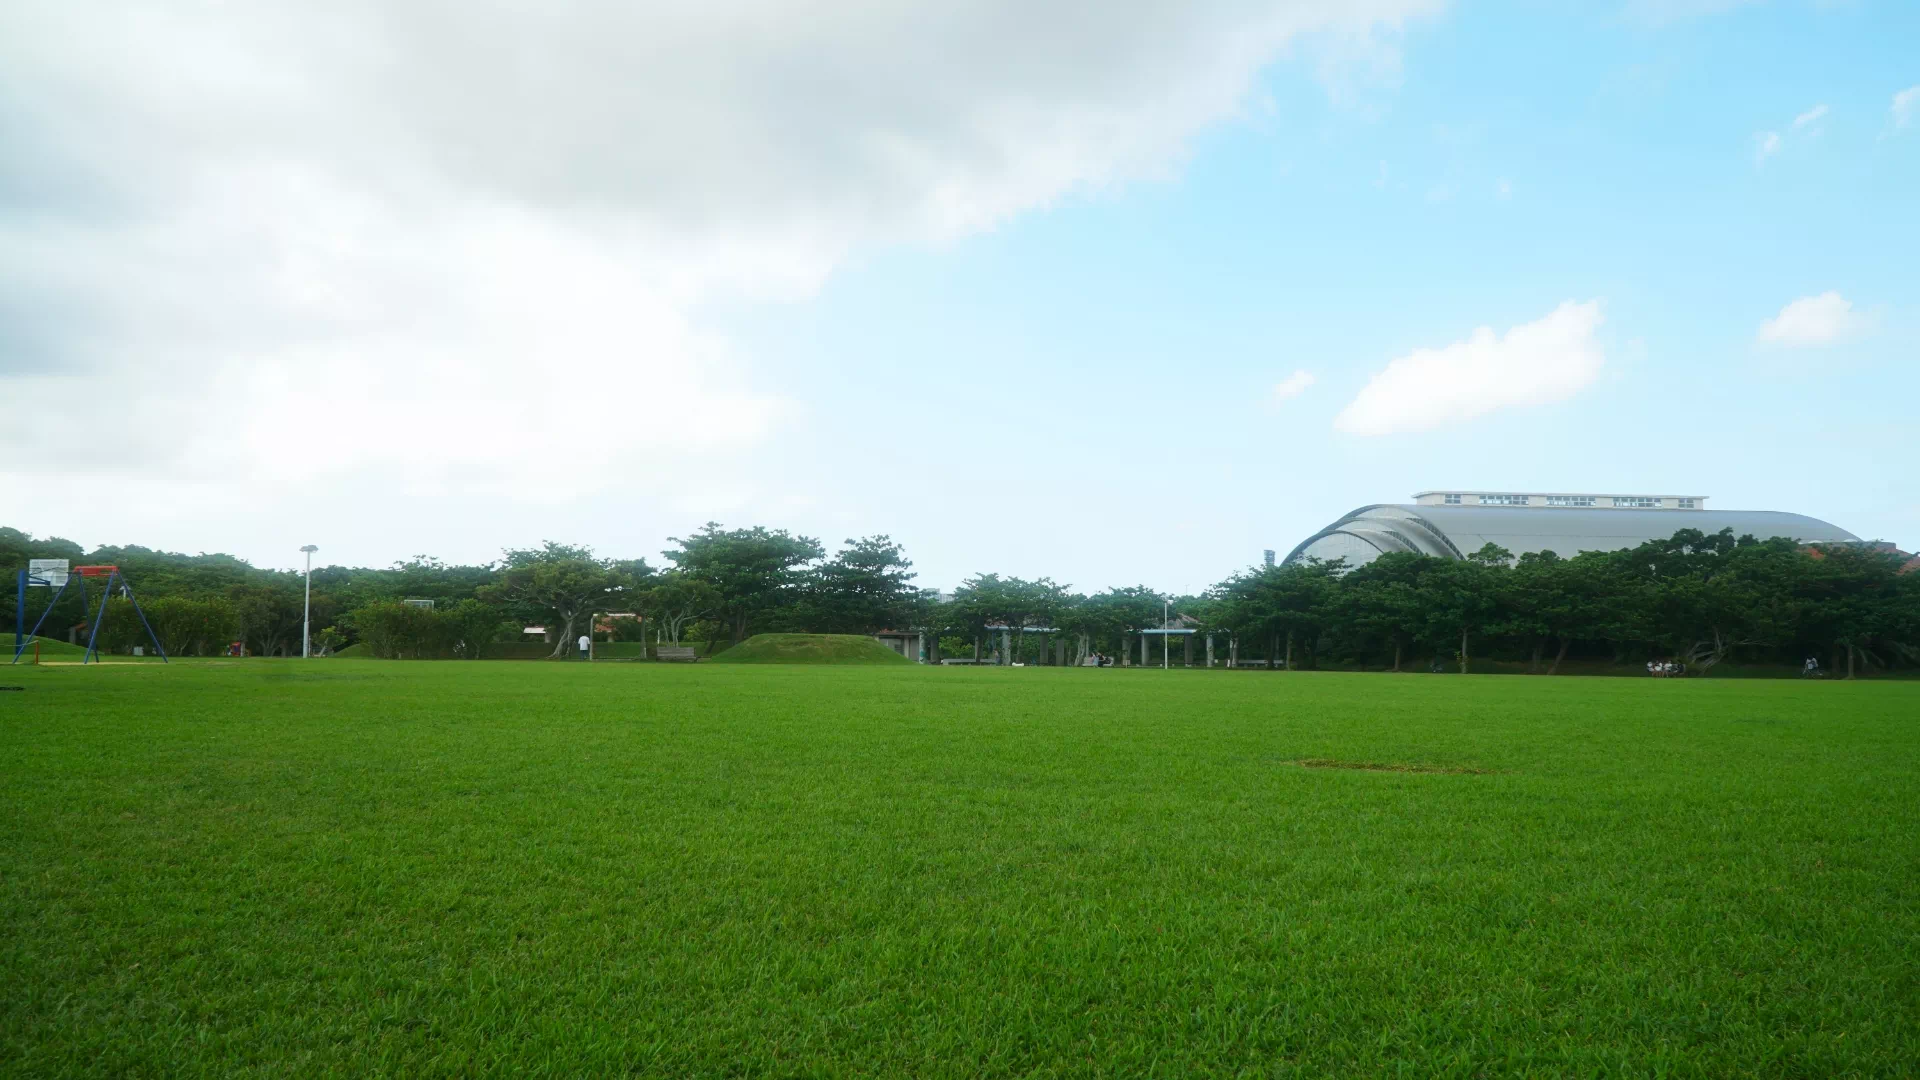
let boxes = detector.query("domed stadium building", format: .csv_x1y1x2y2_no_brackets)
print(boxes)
1283,491,1860,569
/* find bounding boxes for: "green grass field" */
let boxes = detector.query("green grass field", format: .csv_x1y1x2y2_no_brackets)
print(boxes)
3,662,1917,1077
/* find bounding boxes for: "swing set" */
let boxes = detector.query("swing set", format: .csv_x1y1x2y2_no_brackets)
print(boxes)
12,560,168,665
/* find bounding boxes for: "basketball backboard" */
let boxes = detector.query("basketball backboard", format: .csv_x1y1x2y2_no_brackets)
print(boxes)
27,559,68,587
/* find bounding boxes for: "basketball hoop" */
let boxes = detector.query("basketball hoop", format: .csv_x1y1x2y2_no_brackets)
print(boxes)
13,563,167,665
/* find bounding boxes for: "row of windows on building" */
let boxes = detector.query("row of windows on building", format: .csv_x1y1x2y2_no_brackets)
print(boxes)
1440,494,1695,509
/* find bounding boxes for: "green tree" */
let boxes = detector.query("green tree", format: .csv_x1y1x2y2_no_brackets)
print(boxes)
948,574,1069,664
1507,550,1600,673
664,524,823,645
143,596,239,657
801,536,922,634
1093,586,1169,656
941,575,1004,661
444,598,512,660
1213,560,1343,670
638,571,718,645
1618,529,1800,673
312,626,348,656
1417,544,1513,674
1341,553,1435,671
1799,544,1913,678
481,543,650,658
228,581,305,657
351,601,453,659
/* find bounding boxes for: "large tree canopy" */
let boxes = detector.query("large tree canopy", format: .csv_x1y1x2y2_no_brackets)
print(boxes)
637,571,719,645
480,543,651,659
798,536,922,635
664,524,823,644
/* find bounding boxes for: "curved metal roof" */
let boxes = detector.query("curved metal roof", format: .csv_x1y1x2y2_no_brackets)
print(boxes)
1284,504,1859,567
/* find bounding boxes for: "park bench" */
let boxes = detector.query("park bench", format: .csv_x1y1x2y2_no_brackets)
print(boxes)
656,646,698,662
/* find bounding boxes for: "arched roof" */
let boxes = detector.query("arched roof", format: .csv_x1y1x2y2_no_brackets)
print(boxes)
1284,504,1860,568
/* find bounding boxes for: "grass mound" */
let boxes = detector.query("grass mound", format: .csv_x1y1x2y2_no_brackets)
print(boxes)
708,633,909,665
7,637,158,662
11,637,86,660
328,642,373,658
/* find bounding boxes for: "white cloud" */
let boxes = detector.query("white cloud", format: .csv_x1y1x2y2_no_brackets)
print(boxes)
1333,300,1606,436
1757,291,1866,347
1894,86,1920,130
1756,103,1830,164
1272,370,1317,402
0,0,1444,541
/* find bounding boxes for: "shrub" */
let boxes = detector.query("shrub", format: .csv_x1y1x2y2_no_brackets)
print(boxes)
350,600,511,659
92,596,240,656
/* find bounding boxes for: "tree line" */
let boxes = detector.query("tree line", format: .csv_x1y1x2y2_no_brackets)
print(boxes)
5,523,1916,675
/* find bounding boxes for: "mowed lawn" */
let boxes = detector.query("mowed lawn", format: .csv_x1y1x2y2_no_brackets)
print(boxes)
3,663,1917,1077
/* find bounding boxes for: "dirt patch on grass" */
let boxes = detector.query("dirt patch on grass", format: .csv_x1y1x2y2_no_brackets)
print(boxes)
1295,758,1495,775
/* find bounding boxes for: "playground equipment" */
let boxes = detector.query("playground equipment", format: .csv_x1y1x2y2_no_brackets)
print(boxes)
12,560,168,665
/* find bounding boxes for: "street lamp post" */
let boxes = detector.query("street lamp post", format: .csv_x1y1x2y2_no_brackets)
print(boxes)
1163,596,1170,671
300,545,319,658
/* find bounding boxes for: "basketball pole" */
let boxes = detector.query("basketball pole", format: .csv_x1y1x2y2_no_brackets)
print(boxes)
12,573,73,665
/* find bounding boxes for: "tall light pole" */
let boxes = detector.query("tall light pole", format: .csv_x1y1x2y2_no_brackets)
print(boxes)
300,545,319,658
1163,596,1170,671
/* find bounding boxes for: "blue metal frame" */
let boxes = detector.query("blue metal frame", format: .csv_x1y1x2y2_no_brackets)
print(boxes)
12,567,169,665
12,569,75,664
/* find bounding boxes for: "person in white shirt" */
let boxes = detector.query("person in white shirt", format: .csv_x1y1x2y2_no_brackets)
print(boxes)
578,634,591,659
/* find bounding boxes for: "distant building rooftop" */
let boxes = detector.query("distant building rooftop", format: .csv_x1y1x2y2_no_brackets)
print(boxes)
1284,491,1857,568
1410,491,1708,510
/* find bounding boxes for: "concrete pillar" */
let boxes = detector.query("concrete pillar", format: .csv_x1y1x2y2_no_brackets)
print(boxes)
1001,629,1011,665
1183,634,1193,667
1140,633,1148,667
1206,634,1214,668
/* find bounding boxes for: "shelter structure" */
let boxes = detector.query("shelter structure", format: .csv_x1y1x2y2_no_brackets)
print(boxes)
872,630,926,662
1284,491,1859,569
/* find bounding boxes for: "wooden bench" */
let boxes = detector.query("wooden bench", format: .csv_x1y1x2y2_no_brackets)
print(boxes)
656,646,698,662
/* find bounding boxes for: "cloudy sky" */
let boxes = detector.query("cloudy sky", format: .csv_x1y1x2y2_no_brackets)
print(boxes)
3,0,1915,591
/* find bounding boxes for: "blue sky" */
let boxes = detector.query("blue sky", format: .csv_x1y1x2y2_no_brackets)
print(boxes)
720,0,1919,589
2,0,1914,591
